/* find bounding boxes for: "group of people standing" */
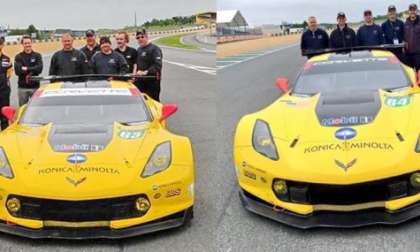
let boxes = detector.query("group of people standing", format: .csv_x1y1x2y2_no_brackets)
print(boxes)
0,28,163,130
301,4,420,71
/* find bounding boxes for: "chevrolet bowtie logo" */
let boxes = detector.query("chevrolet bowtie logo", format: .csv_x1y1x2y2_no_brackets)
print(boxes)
66,177,87,187
335,159,357,172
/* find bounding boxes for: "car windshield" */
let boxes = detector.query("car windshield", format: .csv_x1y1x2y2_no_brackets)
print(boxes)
293,56,410,95
20,89,150,125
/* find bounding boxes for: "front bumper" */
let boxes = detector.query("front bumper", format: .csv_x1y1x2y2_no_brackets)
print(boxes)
0,207,192,239
239,189,420,229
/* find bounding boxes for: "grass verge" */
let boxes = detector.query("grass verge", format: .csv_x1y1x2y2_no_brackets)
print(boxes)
155,34,197,50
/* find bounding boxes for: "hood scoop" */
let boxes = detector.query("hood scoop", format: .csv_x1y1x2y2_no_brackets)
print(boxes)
316,91,381,127
48,124,113,152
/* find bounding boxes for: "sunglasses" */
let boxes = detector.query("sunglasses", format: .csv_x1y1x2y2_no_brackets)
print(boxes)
136,35,146,39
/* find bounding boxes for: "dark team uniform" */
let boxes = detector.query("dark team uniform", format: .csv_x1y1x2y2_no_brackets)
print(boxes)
0,54,12,130
49,49,90,78
382,19,405,61
329,25,358,49
91,51,129,74
404,15,420,71
135,43,162,101
300,28,329,57
14,51,43,105
357,24,384,46
81,44,100,62
115,46,137,73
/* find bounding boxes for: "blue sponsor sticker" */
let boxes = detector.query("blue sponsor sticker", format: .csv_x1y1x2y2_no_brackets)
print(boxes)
118,130,144,139
335,128,357,140
321,116,373,126
67,153,87,164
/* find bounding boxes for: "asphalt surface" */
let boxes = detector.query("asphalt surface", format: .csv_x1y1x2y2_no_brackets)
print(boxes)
4,42,216,251
216,43,420,252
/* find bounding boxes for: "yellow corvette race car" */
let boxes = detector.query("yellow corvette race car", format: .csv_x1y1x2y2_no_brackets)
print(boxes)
234,48,420,228
0,77,194,238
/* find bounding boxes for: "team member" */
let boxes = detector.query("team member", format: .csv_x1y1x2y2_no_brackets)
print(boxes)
91,36,129,74
330,12,357,49
300,16,329,58
81,29,100,62
14,35,43,106
382,5,405,61
134,29,162,101
49,33,90,77
357,10,384,46
404,4,420,71
115,31,137,73
0,37,12,130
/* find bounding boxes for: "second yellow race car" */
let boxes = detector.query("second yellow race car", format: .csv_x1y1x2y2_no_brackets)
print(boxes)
0,77,194,238
234,48,420,228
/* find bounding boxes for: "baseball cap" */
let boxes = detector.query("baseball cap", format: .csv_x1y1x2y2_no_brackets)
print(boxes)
388,5,397,12
99,36,111,45
409,3,418,10
364,9,372,16
0,37,4,45
136,29,147,37
337,12,346,18
86,29,95,37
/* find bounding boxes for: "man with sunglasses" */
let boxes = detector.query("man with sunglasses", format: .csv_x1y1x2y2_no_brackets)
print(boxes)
357,9,384,46
134,29,162,101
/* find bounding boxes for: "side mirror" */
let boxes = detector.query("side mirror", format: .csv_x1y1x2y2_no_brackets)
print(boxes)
276,77,289,93
159,104,178,122
1,106,16,124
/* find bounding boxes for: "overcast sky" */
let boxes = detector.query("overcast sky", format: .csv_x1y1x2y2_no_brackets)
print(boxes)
218,0,417,25
0,0,214,30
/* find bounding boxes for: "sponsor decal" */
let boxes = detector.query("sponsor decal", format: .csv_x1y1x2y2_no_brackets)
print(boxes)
71,57,77,62
384,96,411,108
118,130,144,139
304,141,393,154
41,88,132,97
321,116,373,126
152,181,182,191
166,188,181,198
314,57,388,66
334,159,357,172
38,167,120,175
54,144,105,152
244,170,256,180
30,58,36,63
335,128,357,140
66,177,87,187
67,153,87,164
141,52,146,57
108,59,116,64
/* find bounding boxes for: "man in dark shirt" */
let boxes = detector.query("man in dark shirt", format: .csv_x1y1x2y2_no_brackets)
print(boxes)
404,4,420,71
91,37,129,75
134,29,163,101
0,37,12,130
49,33,90,79
357,10,384,46
81,30,100,62
382,5,405,61
14,35,43,105
115,31,137,73
330,12,358,49
300,16,329,58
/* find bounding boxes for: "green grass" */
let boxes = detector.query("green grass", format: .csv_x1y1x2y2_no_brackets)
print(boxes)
155,34,197,49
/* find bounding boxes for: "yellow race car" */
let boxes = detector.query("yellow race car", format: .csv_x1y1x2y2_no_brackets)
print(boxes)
0,78,194,238
234,49,420,228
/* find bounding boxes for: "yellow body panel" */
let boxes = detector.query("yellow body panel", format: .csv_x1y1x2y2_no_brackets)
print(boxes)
0,80,195,230
234,50,420,215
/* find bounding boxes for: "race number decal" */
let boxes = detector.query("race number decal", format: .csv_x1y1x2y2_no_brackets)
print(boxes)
384,96,411,108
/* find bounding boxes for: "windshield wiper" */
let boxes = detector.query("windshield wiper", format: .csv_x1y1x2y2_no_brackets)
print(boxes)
117,121,144,126
382,86,409,93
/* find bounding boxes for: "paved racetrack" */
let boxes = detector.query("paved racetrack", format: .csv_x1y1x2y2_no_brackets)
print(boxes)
4,42,216,251
216,43,420,252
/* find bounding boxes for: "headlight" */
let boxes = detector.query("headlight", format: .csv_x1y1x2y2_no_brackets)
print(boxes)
252,120,279,160
141,141,171,177
416,135,420,153
0,147,13,179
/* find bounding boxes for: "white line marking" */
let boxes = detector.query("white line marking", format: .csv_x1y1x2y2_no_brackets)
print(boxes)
218,42,300,70
164,59,216,75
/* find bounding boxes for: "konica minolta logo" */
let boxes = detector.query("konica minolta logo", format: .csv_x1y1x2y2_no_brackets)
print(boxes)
335,128,357,140
67,153,87,164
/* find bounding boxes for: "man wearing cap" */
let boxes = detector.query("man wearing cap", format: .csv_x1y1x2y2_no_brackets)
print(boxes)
91,36,129,75
330,12,358,49
134,29,163,101
357,10,384,46
14,35,43,106
81,30,100,62
49,33,90,77
300,16,329,58
382,5,405,61
115,31,137,73
404,4,420,71
0,37,12,130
